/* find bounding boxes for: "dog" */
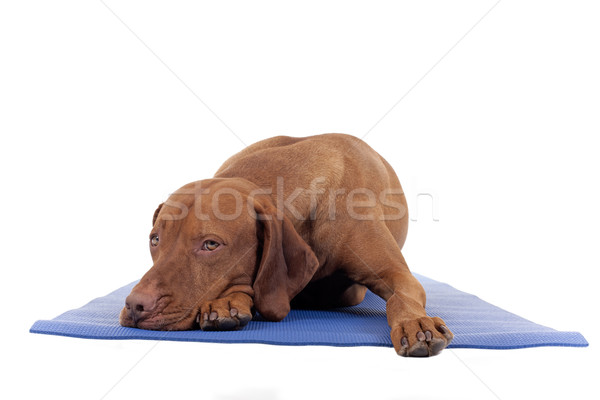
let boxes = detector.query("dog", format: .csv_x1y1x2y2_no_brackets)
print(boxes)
120,133,453,357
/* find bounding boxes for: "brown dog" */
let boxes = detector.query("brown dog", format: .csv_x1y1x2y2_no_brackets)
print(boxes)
120,134,453,357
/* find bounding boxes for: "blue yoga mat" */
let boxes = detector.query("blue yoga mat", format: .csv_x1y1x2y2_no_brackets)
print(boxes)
30,274,588,349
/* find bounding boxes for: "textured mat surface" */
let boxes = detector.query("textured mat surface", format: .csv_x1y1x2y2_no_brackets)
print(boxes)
30,274,588,349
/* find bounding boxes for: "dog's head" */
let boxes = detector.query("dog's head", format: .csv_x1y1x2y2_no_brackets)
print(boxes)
119,178,319,330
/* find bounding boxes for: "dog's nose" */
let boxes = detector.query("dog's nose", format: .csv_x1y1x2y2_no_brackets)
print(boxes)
125,291,158,323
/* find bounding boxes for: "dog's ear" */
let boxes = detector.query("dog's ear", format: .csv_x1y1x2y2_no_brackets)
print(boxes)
152,203,164,226
252,199,319,321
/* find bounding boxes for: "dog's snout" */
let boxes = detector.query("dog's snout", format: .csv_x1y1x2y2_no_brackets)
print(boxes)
125,290,158,323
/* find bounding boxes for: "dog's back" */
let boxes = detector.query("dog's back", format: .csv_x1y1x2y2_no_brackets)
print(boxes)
216,134,407,236
214,133,409,271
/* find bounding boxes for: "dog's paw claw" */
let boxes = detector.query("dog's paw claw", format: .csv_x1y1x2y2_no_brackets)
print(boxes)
438,324,454,343
198,309,245,331
198,293,253,331
391,316,453,357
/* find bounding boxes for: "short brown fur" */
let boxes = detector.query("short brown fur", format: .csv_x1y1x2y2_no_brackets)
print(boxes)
120,134,453,357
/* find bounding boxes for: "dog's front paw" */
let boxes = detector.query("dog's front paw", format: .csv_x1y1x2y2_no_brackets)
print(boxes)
198,292,254,331
391,316,453,357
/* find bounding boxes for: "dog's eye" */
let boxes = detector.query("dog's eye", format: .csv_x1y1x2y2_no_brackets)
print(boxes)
150,234,159,247
202,240,220,251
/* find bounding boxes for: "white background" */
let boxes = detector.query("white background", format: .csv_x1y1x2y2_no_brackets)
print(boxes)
1,1,598,399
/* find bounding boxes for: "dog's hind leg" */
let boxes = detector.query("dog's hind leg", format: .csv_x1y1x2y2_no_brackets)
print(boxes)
290,270,367,309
